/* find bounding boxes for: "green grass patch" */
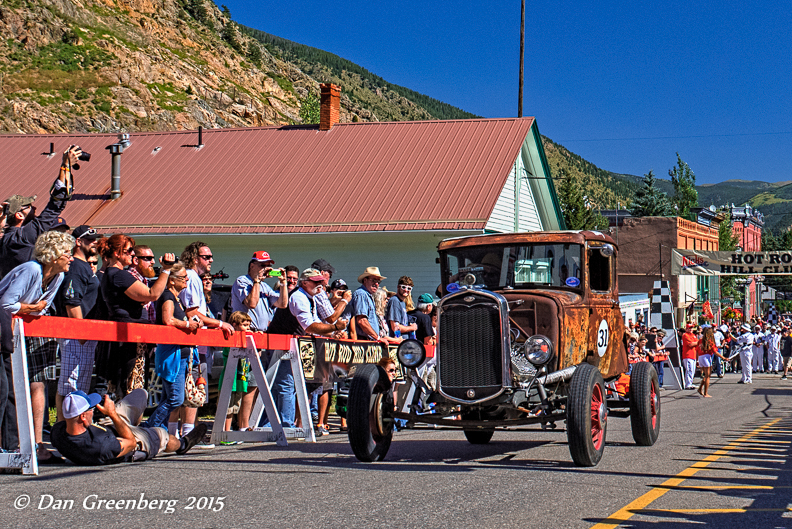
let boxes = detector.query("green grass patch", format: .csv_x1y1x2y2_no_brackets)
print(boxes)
146,81,189,112
5,69,113,93
751,192,791,207
269,73,294,94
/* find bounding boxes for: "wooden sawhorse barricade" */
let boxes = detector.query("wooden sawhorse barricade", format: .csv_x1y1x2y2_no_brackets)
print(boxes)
1,316,300,475
209,334,317,445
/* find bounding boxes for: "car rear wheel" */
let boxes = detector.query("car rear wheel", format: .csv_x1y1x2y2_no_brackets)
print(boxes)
629,361,661,446
347,364,394,462
566,363,607,467
463,429,495,444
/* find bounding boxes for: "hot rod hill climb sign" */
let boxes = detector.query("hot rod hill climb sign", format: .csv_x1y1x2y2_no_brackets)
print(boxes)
673,249,792,276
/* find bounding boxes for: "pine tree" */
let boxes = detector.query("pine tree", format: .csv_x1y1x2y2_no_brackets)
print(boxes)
247,43,262,67
630,170,674,217
299,91,320,124
185,0,209,24
669,153,698,219
222,23,244,54
557,169,609,230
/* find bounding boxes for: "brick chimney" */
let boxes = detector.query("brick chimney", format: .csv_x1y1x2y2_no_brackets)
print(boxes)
319,83,340,131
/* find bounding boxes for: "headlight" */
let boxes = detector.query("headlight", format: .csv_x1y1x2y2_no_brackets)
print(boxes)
523,335,554,366
397,339,426,368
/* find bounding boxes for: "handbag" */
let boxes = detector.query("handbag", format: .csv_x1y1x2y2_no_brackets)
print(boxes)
184,349,206,408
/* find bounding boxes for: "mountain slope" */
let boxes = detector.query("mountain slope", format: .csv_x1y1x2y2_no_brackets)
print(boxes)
0,0,474,134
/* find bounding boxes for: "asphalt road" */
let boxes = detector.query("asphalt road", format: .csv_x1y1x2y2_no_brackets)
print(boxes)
3,372,792,529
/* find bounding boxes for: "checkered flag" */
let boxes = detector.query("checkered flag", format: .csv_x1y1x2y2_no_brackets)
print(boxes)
650,280,677,348
767,304,779,325
649,280,683,389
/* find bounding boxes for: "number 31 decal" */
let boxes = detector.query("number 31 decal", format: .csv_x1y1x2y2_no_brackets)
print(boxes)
597,320,609,357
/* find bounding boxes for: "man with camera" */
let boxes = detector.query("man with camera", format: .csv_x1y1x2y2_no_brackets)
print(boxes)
230,251,288,332
0,146,81,277
0,146,81,451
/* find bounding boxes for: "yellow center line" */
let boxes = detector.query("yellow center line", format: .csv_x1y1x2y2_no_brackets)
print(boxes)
650,484,777,490
633,508,792,514
590,416,784,529
732,439,792,445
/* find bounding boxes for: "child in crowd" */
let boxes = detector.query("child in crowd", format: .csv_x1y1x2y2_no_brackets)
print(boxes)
219,311,261,442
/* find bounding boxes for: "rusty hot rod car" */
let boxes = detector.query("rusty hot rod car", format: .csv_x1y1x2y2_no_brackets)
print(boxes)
346,231,660,467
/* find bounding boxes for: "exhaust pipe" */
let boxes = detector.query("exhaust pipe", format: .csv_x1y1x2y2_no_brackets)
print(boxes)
539,365,577,386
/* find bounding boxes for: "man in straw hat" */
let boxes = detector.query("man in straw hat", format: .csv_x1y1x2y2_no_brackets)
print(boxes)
351,266,386,341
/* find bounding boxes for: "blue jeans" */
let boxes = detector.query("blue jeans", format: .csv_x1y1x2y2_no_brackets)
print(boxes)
261,354,295,428
713,352,723,376
142,357,187,429
653,361,664,387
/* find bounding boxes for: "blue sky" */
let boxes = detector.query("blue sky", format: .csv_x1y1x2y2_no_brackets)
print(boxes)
221,1,792,185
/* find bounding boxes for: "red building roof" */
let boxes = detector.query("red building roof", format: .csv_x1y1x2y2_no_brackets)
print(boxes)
0,117,541,235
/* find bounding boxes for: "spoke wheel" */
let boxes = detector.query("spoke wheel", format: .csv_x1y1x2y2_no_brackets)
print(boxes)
566,363,607,467
629,361,661,446
347,364,394,462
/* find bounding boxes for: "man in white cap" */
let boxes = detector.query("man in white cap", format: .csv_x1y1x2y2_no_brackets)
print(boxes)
752,325,766,374
351,266,387,341
735,323,755,384
768,326,782,374
50,389,207,465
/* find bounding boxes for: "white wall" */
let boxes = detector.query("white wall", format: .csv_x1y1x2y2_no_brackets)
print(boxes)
485,164,516,233
484,137,545,234
134,231,480,299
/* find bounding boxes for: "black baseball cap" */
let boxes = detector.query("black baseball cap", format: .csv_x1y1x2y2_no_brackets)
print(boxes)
330,279,348,290
72,225,100,240
311,259,336,276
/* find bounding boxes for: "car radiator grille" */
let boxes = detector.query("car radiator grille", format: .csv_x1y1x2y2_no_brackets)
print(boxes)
438,303,503,389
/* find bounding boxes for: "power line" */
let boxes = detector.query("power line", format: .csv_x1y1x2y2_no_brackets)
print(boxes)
557,131,792,143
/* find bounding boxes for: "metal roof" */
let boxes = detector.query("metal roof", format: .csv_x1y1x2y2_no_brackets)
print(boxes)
0,117,538,235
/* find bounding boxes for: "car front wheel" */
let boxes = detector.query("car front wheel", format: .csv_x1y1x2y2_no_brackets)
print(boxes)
347,364,394,462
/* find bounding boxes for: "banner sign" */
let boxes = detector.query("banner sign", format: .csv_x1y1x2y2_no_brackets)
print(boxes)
297,337,397,382
672,249,792,276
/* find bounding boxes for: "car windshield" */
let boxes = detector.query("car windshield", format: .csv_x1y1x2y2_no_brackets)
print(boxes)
443,243,583,291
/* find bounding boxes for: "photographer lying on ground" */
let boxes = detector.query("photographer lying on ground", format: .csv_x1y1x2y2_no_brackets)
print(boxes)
50,389,207,466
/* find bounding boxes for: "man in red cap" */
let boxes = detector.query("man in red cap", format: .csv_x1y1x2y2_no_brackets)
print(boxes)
681,323,700,389
230,251,287,332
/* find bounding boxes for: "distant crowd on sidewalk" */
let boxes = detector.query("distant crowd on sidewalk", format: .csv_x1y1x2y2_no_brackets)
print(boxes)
625,314,792,399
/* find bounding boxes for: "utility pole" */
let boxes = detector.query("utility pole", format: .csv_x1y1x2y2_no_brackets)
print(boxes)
518,0,525,118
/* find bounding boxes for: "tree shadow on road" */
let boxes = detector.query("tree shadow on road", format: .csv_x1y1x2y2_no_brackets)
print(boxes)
585,417,792,528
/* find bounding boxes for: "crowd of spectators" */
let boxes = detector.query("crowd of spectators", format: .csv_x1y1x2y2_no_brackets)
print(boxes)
0,167,439,463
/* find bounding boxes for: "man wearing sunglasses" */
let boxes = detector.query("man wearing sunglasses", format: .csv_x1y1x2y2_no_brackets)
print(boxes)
130,245,158,323
386,276,418,339
176,241,234,444
53,225,102,422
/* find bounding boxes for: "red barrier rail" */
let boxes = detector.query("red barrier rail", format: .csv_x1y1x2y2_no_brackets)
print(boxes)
16,315,435,356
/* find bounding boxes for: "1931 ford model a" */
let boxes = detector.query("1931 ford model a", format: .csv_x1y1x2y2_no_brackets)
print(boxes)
346,231,660,467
